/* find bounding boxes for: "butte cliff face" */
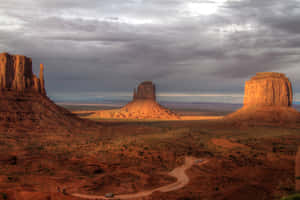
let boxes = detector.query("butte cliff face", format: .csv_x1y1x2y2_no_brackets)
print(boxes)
0,53,46,94
226,72,300,125
91,81,180,120
133,81,156,101
244,72,293,107
0,53,85,129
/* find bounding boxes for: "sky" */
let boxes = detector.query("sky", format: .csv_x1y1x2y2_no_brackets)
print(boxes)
1,0,300,103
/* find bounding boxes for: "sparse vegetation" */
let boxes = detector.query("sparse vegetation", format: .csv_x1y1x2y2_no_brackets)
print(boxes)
0,117,299,199
0,192,7,200
281,194,300,200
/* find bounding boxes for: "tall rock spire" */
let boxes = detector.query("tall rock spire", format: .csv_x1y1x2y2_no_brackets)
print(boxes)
39,64,46,95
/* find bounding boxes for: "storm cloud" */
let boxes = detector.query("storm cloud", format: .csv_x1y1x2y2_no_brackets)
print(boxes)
1,0,300,100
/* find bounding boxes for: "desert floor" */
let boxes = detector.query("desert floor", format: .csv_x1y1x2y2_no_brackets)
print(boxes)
0,105,299,200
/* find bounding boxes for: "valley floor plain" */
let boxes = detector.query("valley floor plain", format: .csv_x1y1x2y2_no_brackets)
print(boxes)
0,102,299,200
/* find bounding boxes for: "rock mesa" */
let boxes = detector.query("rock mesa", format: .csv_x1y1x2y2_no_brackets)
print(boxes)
91,81,180,120
226,72,300,124
244,72,292,107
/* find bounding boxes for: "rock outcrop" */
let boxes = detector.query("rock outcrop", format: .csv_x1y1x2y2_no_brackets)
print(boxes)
244,72,293,107
296,147,300,192
0,53,46,94
133,81,156,100
90,81,180,120
226,72,300,125
0,53,85,129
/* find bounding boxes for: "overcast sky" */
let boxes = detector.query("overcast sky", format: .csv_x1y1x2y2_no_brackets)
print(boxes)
1,0,300,101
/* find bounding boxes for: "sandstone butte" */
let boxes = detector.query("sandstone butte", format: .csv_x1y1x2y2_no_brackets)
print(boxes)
296,146,300,192
0,52,84,128
226,72,300,124
0,53,45,94
90,81,181,120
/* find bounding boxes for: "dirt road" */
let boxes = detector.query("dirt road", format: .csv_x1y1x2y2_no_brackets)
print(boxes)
72,157,207,199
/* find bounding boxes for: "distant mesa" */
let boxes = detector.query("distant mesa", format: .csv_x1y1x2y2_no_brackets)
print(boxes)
226,72,300,124
90,81,180,120
133,81,156,101
0,52,83,128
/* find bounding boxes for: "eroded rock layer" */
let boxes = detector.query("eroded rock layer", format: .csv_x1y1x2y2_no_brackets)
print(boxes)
244,72,293,107
133,81,156,100
0,53,45,94
226,72,300,124
91,81,180,120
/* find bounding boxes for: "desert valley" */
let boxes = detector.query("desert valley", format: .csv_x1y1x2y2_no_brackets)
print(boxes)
1,1,300,199
0,53,298,200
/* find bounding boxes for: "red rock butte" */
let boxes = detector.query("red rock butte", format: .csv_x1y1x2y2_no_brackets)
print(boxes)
0,53,46,94
133,81,156,100
244,72,293,107
91,81,180,120
0,52,84,129
226,72,300,124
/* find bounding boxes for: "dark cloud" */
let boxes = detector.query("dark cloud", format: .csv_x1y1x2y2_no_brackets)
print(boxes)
214,51,300,78
1,0,300,99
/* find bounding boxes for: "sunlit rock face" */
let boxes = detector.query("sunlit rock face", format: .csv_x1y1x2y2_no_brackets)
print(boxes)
244,72,293,107
296,147,300,192
91,81,180,120
0,53,45,94
226,72,300,125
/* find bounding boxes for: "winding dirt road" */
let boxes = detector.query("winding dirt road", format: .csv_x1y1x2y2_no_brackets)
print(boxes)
72,157,207,200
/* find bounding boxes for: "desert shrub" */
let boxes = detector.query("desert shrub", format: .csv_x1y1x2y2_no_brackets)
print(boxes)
7,176,17,182
62,188,67,195
281,194,300,200
93,168,104,174
0,193,7,200
9,156,17,165
176,198,193,200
